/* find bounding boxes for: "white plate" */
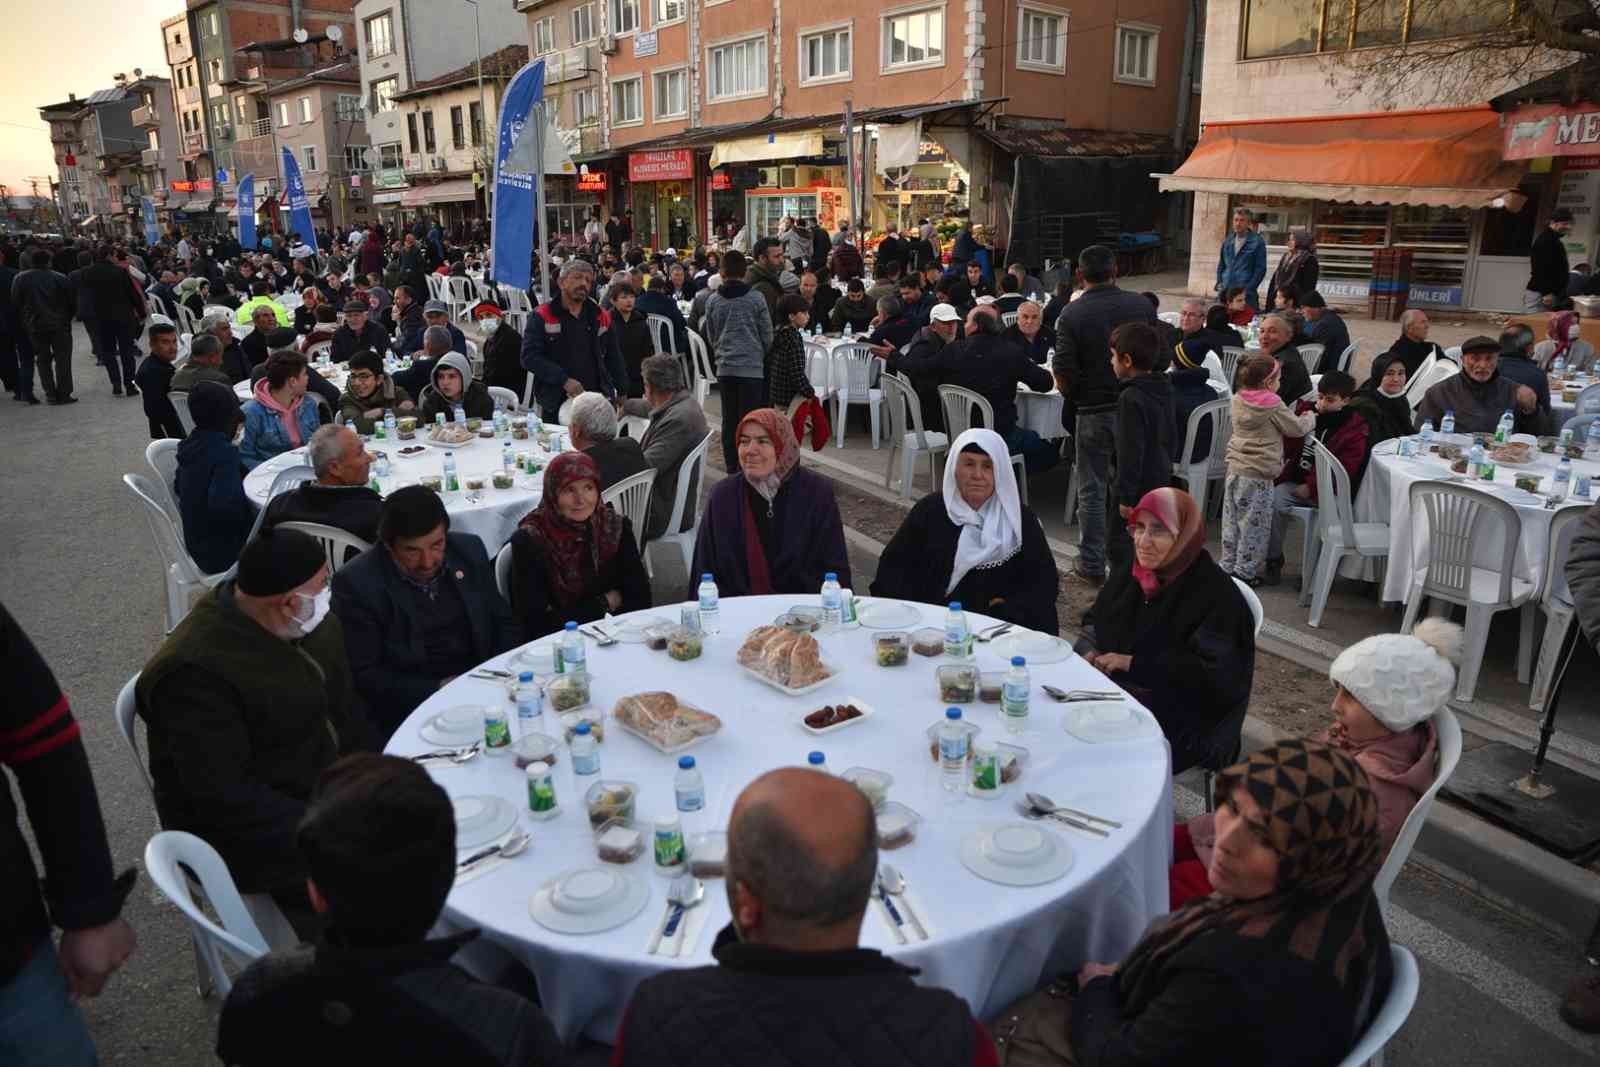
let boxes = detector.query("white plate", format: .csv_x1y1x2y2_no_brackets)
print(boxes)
606,615,672,644
857,600,923,629
959,823,1075,886
452,795,519,850
798,696,876,735
1062,703,1161,744
530,866,651,934
739,659,838,697
991,632,1074,665
393,445,429,460
419,705,486,746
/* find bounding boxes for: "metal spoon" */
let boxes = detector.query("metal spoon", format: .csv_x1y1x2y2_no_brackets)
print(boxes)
1026,791,1122,829
973,622,1014,643
412,743,480,764
456,831,531,873
661,877,706,957
878,865,927,941
582,624,618,647
1013,801,1108,838
1040,685,1124,703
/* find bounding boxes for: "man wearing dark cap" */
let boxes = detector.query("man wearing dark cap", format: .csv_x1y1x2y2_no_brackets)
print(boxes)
1413,334,1540,435
331,299,390,362
217,754,566,1065
1494,323,1552,430
422,298,467,354
136,528,365,936
1528,207,1574,310
332,486,521,739
614,767,998,1066
1300,292,1351,375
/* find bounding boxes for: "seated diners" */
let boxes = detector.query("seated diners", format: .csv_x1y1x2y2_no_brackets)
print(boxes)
690,408,850,597
1254,313,1312,404
242,306,287,368
331,486,521,738
1081,488,1256,773
1265,370,1369,587
1412,334,1540,435
417,347,494,423
338,348,415,433
625,354,709,542
1001,300,1051,364
871,429,1059,634
137,528,364,937
510,452,651,636
330,299,389,362
614,768,997,1066
829,278,877,334
566,392,648,491
1383,308,1444,378
1172,621,1456,909
174,382,253,574
1044,740,1392,1066
1347,353,1414,444
264,424,382,545
241,350,322,469
196,312,252,383
1533,308,1595,371
170,334,234,391
217,754,566,1065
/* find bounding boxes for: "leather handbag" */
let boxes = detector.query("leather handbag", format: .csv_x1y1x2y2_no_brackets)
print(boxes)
989,980,1077,1067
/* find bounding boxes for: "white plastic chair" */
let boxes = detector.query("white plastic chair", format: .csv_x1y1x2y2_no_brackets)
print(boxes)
1334,945,1420,1067
1219,346,1248,389
879,371,949,501
521,371,537,413
1233,577,1264,636
144,831,269,999
832,343,884,449
203,304,234,321
1201,350,1229,392
425,273,446,302
1574,382,1600,418
685,329,714,405
1337,342,1358,375
647,313,678,357
601,468,657,554
115,674,153,794
446,275,478,323
1373,706,1461,911
937,385,1029,505
304,339,333,363
1286,502,1320,608
1529,505,1589,711
494,542,514,602
170,391,193,433
1306,438,1392,628
272,520,371,573
1298,343,1325,373
465,338,483,379
649,431,714,579
125,472,231,632
1177,397,1230,520
1404,353,1457,410
500,286,532,333
1001,311,1019,328
804,341,835,402
1400,481,1536,701
488,385,521,412
145,439,184,531
174,303,201,336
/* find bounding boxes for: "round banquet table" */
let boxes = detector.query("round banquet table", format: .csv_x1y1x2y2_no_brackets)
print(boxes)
1352,436,1596,602
232,364,349,401
243,431,551,552
384,594,1174,1044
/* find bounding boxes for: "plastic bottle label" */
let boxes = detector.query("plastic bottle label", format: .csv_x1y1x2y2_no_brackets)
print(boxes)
939,730,969,763
971,752,999,791
654,827,686,867
528,773,557,812
1002,682,1029,719
572,747,599,775
483,713,510,749
676,784,705,812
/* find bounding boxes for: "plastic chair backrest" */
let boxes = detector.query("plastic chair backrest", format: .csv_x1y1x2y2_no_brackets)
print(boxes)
305,339,333,362
1233,577,1264,637
1577,381,1600,415
143,831,269,994
446,275,477,304
663,432,714,537
487,385,520,412
1373,706,1461,907
1001,311,1019,327
878,372,919,449
494,542,513,602
1409,480,1520,606
1180,397,1228,470
647,314,677,356
125,472,207,586
1333,946,1420,1067
1337,342,1358,375
602,468,657,551
836,343,878,399
203,304,234,321
145,439,184,528
426,274,445,301
1403,352,1440,407
170,391,192,433
522,371,537,412
1202,351,1228,390
115,674,152,794
1311,437,1360,550
938,384,994,437
1544,504,1589,606
175,304,200,336
1298,343,1325,370
686,329,714,402
1442,345,1461,363
272,520,372,573
1219,346,1248,389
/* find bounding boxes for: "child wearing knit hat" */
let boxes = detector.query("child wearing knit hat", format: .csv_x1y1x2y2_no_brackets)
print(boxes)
1169,618,1461,909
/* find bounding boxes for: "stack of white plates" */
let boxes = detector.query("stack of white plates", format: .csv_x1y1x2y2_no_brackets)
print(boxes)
959,823,1074,886
1062,703,1159,744
530,866,651,934
453,795,519,851
420,705,485,747
992,631,1073,665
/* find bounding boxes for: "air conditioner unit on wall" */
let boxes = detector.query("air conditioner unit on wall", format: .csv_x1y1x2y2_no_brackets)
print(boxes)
758,167,777,188
778,165,797,188
432,156,447,171
598,34,617,54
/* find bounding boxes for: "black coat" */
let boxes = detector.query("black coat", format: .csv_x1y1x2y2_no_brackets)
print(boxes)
509,515,651,638
1054,285,1157,415
77,261,145,325
1170,367,1218,463
583,437,650,491
330,320,390,362
871,494,1059,634
612,309,655,397
1529,226,1570,297
135,356,185,440
263,484,384,546
917,331,1054,439
1113,374,1175,510
1083,550,1255,773
1271,344,1313,407
1306,310,1351,375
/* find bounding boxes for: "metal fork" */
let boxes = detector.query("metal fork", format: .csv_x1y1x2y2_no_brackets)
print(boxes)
973,623,1014,643
582,624,618,647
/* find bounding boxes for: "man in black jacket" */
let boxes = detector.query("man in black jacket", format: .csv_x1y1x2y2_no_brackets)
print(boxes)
519,258,627,418
916,306,1056,473
1301,292,1351,374
0,244,32,400
11,248,76,404
1,601,137,1065
330,301,390,362
264,425,382,544
331,487,521,740
390,284,427,355
1053,244,1157,584
1527,207,1573,310
1109,322,1175,569
79,245,148,397
135,322,186,439
888,301,962,432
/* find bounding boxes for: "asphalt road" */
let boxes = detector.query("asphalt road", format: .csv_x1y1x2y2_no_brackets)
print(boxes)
3,325,1598,1064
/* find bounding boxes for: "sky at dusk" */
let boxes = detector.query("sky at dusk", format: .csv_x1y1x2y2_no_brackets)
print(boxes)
0,0,173,199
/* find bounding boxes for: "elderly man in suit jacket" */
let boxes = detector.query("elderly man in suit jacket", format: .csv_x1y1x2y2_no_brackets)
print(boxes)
624,354,710,542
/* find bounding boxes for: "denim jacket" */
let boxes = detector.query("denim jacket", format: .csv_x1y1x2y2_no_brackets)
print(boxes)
1216,230,1267,297
240,396,321,469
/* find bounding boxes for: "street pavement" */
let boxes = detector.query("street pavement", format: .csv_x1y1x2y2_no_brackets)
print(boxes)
3,321,1599,1064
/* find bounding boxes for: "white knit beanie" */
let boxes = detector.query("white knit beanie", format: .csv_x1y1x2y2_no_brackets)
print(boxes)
1328,619,1463,731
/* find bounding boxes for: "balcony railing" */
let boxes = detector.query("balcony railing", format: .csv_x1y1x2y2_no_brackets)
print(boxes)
246,117,271,138
141,148,162,169
133,106,160,129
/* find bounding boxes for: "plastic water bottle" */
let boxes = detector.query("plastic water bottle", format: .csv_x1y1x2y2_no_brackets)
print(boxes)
1002,656,1030,733
384,409,397,438
570,722,600,776
561,620,587,675
373,412,387,440
374,452,391,479
1468,441,1485,478
820,572,843,626
502,441,515,474
514,671,542,725
443,451,460,491
807,750,829,774
453,403,467,424
1418,420,1434,452
697,573,721,634
1440,410,1456,436
435,411,447,427
1552,457,1573,502
1554,354,1567,377
944,601,971,659
674,755,705,813
1495,410,1514,444
939,708,970,792
1587,420,1600,460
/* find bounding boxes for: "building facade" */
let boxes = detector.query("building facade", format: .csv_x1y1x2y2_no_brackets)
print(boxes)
39,75,175,239
263,61,372,236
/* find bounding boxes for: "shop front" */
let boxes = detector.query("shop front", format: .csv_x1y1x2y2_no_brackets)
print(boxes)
1495,84,1600,307
622,149,698,251
545,170,608,247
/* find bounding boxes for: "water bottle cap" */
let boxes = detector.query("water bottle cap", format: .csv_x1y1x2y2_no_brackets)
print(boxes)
564,621,578,631
1011,656,1025,667
946,707,962,720
949,601,962,611
807,751,825,765
575,722,591,735
824,572,837,581
701,573,713,582
1445,409,1454,415
518,671,534,682
679,756,695,769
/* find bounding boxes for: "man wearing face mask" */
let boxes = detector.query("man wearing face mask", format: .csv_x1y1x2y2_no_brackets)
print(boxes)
332,486,522,740
136,528,365,939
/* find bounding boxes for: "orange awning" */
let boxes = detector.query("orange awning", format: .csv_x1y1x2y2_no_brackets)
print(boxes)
1157,107,1528,209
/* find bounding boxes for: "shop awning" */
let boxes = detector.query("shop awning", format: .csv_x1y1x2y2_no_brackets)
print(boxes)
372,189,407,205
401,179,476,207
709,132,824,168
1157,107,1528,209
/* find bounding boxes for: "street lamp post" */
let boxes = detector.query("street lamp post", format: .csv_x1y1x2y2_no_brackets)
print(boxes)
461,0,490,223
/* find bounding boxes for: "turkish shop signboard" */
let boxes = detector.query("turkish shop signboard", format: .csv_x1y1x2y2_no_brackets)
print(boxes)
1504,104,1600,159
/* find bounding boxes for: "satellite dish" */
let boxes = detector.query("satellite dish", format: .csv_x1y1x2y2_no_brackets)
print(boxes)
292,27,309,43
326,25,343,43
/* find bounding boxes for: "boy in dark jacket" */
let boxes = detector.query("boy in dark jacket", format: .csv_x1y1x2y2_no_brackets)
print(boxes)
1109,322,1175,569
1170,337,1221,464
136,322,186,439
1265,370,1369,586
608,281,656,398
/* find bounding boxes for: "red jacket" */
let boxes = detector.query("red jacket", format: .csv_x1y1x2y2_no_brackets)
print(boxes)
1278,403,1370,504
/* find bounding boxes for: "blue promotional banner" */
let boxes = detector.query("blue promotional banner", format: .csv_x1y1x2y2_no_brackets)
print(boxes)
140,197,159,246
490,58,546,294
280,148,317,249
236,173,256,250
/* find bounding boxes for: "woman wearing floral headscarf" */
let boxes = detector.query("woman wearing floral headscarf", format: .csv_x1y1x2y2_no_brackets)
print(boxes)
1266,227,1320,312
689,407,850,597
1533,308,1596,372
1081,487,1256,773
510,451,650,635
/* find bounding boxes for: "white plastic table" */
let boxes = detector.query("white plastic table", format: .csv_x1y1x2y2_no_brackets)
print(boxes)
232,364,348,401
384,595,1174,1044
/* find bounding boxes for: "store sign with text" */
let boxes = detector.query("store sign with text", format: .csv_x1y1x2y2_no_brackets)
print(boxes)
577,171,608,192
1503,104,1600,160
711,170,732,190
628,149,693,182
1319,279,1463,308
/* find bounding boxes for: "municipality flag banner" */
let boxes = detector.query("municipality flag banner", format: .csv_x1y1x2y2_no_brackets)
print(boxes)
140,197,159,246
280,148,317,249
490,58,546,294
237,173,256,250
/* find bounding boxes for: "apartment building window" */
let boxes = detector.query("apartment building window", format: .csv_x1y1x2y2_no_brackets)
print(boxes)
572,2,596,43
1113,23,1157,85
799,24,851,84
1242,0,1503,57
343,145,368,172
149,130,161,152
707,35,767,101
1192,35,1204,93
611,76,643,126
1017,5,1067,72
422,110,436,153
407,112,419,153
450,105,466,150
211,103,228,127
534,16,556,55
234,94,249,122
657,0,685,25
365,12,394,58
336,94,364,122
303,145,319,171
206,57,223,83
469,101,483,146
610,0,639,36
299,96,314,123
881,7,943,71
653,68,688,119
574,87,599,126
371,76,398,114
378,142,403,168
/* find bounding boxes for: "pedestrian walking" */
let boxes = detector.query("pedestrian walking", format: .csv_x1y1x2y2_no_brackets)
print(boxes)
9,249,75,404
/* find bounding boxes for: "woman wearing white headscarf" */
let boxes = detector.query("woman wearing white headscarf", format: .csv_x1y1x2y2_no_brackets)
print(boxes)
870,428,1060,633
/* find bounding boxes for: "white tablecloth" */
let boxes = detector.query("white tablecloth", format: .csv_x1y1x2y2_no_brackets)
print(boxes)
385,595,1173,1044
1354,437,1596,601
243,434,548,552
233,365,349,401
